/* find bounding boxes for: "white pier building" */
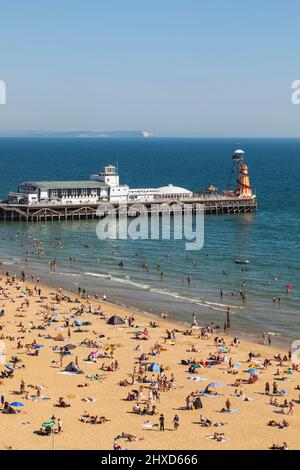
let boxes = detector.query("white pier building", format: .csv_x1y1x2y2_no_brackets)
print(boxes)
8,165,193,205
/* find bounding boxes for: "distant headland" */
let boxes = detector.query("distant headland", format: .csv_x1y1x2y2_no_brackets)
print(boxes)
0,130,153,138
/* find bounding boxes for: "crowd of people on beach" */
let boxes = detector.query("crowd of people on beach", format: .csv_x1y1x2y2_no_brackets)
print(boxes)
0,247,299,450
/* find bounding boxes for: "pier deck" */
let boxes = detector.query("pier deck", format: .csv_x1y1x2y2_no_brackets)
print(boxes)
0,196,257,222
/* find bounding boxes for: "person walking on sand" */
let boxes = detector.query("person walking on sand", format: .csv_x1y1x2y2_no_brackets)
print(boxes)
20,380,25,395
226,307,231,329
225,399,231,411
287,401,294,416
173,414,179,431
58,418,63,433
159,414,165,431
265,382,270,395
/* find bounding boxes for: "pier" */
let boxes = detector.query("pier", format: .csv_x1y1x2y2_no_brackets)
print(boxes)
1,149,257,222
0,196,257,222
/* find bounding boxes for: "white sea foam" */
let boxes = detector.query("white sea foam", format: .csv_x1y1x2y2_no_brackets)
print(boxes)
84,272,243,313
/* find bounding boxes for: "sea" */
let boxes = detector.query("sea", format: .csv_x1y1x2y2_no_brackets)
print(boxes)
0,137,299,346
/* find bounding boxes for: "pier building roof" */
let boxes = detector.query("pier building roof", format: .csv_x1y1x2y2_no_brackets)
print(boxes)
33,181,109,190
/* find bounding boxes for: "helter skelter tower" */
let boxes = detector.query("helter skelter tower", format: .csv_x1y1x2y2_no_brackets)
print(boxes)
232,149,253,198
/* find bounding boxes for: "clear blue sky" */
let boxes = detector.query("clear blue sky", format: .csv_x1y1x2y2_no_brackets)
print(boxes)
1,0,300,136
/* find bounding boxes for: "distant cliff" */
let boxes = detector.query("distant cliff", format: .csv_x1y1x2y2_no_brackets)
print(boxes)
0,130,153,138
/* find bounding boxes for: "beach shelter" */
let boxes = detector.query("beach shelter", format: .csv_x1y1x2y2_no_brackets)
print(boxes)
64,361,83,374
194,397,203,409
148,362,160,372
107,315,125,325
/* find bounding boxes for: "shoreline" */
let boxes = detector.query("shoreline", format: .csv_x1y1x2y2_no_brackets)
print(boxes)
1,263,290,354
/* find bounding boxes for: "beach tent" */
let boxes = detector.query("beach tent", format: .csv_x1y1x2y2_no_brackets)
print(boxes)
54,333,65,341
64,362,83,374
181,359,189,365
107,315,125,325
148,362,160,372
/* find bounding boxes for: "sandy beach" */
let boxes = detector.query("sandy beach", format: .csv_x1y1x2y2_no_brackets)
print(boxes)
0,272,299,451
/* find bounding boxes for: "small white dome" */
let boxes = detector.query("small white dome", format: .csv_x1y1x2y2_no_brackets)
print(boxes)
157,185,192,195
234,149,245,154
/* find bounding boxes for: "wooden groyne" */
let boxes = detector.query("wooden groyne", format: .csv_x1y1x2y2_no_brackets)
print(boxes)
0,197,257,222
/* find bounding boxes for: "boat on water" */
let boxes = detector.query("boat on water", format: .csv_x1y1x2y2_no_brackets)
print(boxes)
235,258,251,265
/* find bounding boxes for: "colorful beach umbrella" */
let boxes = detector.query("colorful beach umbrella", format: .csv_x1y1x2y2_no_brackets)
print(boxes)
34,344,44,349
208,382,221,388
10,402,24,407
247,368,258,374
42,420,55,428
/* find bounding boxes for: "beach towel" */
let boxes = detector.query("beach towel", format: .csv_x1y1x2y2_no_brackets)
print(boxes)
187,376,208,381
204,434,229,442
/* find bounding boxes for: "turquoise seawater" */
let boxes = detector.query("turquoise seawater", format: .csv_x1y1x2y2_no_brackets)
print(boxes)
0,138,299,343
